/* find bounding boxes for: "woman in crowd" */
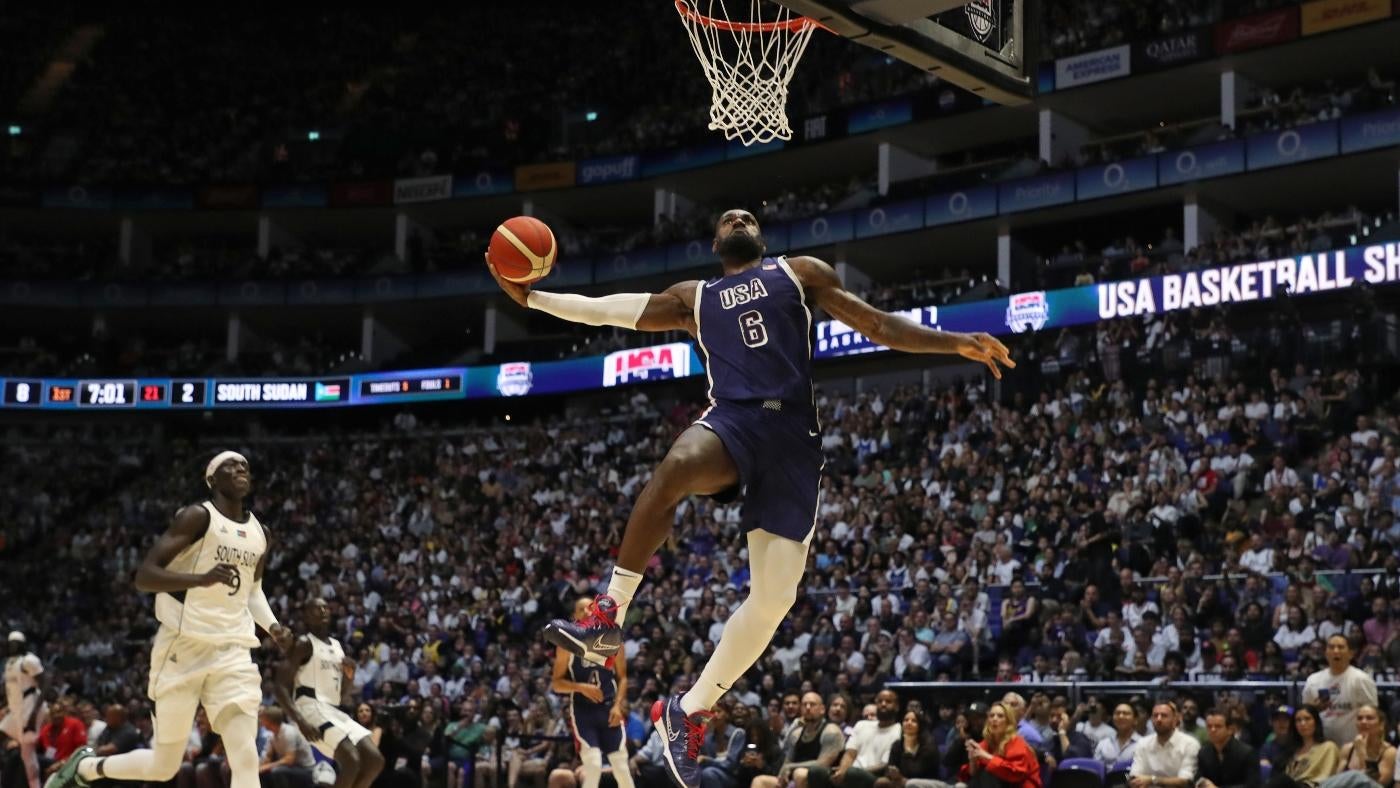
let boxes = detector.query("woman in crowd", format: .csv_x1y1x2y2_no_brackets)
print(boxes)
876,709,941,788
356,703,384,749
959,702,1041,788
1331,705,1395,787
1268,706,1338,788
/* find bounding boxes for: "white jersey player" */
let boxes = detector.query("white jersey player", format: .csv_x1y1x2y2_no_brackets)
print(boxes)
275,598,383,788
3,631,48,788
46,451,287,788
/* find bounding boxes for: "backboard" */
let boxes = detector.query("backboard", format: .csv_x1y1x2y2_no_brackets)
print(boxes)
773,0,1032,105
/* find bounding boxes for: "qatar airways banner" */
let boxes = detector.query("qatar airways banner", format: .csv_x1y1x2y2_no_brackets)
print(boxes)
814,243,1400,358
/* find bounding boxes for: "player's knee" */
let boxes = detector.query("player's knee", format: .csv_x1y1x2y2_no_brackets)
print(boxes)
337,742,361,772
580,747,603,768
749,587,795,621
654,448,702,486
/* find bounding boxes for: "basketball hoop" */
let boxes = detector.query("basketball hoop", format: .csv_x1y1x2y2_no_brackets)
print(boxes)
674,0,825,146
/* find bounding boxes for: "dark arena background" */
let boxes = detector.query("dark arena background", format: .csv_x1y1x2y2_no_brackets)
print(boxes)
3,3,1400,788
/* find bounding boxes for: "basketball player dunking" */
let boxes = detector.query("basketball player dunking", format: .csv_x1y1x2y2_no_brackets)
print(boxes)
273,598,384,788
47,452,287,788
489,208,1014,787
3,631,49,788
552,598,633,788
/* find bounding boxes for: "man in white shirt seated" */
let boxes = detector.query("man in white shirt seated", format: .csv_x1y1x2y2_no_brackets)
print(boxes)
1128,701,1200,788
806,690,902,788
1238,534,1275,575
1262,456,1300,494
1122,626,1167,671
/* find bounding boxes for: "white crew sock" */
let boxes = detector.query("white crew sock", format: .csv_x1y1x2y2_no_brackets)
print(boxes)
606,566,644,621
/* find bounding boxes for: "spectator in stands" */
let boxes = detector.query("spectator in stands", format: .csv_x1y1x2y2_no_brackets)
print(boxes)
1258,707,1295,773
256,707,315,788
876,709,940,788
943,703,989,779
356,705,383,750
1195,708,1259,788
508,702,552,788
1302,636,1377,746
1331,705,1394,788
1096,705,1144,767
1000,694,1042,751
1077,701,1114,748
698,698,745,788
1268,707,1337,788
808,689,902,788
627,727,669,786
93,704,142,757
1000,581,1039,654
1046,702,1096,766
38,699,89,779
752,691,844,788
1128,702,1200,788
928,612,971,678
1274,607,1317,654
444,701,486,788
179,709,221,788
75,701,105,747
958,702,1041,788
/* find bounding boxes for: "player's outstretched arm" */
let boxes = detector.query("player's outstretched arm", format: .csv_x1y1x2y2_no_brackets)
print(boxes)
488,256,699,334
787,255,1016,379
135,505,240,593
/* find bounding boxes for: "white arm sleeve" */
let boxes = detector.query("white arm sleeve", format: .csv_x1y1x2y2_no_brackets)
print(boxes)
526,290,650,329
249,581,279,631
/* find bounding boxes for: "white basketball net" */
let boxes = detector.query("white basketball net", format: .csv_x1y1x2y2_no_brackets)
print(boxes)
675,0,820,146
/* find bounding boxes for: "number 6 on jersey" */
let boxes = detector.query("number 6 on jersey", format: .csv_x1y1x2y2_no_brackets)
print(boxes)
739,310,767,348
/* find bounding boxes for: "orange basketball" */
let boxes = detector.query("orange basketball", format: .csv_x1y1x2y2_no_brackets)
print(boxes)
488,216,557,283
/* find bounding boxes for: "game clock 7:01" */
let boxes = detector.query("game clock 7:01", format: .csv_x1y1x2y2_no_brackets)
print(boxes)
78,380,137,407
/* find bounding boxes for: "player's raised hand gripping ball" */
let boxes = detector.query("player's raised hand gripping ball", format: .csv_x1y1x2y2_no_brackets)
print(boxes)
487,216,557,283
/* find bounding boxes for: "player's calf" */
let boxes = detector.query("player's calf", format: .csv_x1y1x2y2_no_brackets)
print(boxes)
332,740,361,788
351,739,383,788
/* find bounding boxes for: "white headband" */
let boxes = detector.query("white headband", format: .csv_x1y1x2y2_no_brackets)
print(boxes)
205,451,248,486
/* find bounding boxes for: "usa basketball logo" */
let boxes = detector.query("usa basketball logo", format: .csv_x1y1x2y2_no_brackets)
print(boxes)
603,343,692,388
1005,291,1049,334
965,0,996,43
496,362,534,397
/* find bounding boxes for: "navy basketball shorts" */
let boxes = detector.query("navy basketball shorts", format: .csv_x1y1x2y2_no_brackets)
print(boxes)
695,399,824,544
569,699,623,754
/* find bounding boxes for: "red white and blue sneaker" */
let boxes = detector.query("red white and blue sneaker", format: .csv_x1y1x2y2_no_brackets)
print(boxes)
542,595,621,665
651,695,712,788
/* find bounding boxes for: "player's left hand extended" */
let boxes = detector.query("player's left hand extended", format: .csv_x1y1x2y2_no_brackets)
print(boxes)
957,332,1015,379
268,624,293,654
608,705,624,728
485,254,531,308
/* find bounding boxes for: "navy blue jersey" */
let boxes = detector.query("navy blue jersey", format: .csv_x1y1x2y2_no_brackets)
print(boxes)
694,257,814,407
567,654,616,706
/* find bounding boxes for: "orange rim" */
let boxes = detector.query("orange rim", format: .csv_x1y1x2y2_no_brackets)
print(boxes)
674,0,830,33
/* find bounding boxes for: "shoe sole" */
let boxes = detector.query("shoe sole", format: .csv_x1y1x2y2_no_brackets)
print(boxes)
652,699,695,788
542,622,612,666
